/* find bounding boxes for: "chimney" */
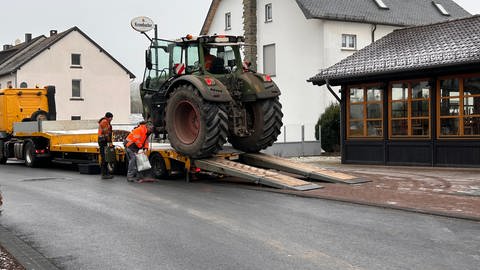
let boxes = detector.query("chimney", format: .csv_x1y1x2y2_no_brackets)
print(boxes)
25,33,32,43
243,0,257,70
50,30,58,37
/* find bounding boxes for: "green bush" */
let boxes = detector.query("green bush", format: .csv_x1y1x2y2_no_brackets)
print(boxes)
315,103,340,152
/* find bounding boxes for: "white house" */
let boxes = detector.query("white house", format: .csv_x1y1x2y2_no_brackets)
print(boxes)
0,27,135,123
201,0,470,141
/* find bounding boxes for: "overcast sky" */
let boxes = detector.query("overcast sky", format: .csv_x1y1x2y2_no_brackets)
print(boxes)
0,0,478,83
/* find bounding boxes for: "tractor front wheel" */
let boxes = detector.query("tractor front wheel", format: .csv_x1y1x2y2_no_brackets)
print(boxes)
165,85,228,158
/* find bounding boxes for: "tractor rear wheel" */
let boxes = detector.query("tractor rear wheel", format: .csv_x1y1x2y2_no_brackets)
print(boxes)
165,85,228,158
229,97,283,152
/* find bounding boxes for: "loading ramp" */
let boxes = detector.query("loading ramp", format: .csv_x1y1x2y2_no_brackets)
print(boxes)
240,153,369,184
194,157,323,191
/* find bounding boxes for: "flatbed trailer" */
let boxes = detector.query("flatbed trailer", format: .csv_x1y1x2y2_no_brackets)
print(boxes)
1,120,367,191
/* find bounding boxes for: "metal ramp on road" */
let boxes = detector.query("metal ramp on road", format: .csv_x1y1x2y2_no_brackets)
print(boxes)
194,157,322,191
240,153,369,184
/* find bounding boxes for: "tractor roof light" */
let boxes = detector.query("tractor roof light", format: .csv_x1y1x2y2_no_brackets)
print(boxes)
214,36,229,42
186,34,193,40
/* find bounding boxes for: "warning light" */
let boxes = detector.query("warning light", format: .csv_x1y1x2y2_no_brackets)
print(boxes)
186,34,193,40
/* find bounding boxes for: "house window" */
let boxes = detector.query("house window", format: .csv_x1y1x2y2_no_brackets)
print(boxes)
265,3,273,22
225,12,231,30
71,53,81,66
71,116,81,120
438,75,480,137
389,80,431,138
263,44,276,76
342,34,357,50
72,79,81,98
347,84,383,138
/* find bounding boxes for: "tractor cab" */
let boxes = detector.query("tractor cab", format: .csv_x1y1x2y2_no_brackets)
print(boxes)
141,35,245,92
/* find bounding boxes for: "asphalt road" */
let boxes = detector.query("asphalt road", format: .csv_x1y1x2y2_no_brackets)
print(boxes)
0,163,479,270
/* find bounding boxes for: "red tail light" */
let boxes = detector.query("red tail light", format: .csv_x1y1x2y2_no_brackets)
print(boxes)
204,77,215,86
263,75,272,82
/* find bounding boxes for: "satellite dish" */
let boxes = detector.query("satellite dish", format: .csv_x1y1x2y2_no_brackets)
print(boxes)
131,16,155,33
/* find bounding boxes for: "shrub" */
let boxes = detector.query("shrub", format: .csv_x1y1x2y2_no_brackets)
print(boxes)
315,103,340,152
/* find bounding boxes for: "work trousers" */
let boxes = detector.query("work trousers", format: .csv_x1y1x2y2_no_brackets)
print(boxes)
126,147,139,178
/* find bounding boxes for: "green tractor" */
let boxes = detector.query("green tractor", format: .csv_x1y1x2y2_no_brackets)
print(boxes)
140,34,283,158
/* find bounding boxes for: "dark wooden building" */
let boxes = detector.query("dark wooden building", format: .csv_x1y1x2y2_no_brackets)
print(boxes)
309,15,480,167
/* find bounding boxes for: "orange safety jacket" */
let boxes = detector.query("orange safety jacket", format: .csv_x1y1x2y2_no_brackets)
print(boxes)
98,117,112,142
125,124,149,149
205,54,214,70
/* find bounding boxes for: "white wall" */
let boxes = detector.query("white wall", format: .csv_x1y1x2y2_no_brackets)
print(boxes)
208,0,243,36
206,0,401,141
16,30,131,124
0,74,15,90
257,0,325,141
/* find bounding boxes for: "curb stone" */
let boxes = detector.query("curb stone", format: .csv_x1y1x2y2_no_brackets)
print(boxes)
0,225,60,270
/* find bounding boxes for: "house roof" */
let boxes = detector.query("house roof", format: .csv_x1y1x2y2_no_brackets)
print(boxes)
0,27,135,79
201,0,222,35
296,0,470,26
308,15,480,86
200,0,471,34
0,35,46,65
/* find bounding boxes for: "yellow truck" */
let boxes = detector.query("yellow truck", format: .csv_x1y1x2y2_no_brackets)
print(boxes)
0,86,365,190
0,86,122,169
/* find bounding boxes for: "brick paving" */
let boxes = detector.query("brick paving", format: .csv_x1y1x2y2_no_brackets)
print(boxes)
278,156,480,221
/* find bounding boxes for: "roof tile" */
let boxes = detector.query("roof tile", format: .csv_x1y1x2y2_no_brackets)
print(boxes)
309,15,480,85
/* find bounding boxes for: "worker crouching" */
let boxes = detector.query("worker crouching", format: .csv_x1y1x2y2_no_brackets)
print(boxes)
124,121,154,182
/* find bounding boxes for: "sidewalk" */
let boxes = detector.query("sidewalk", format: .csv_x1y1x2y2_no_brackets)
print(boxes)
270,156,480,221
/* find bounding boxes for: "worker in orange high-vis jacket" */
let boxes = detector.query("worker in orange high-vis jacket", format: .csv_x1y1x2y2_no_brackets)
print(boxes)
124,121,154,182
98,112,114,179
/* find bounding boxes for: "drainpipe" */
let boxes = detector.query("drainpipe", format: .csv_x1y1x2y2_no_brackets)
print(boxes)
371,24,377,43
325,79,341,103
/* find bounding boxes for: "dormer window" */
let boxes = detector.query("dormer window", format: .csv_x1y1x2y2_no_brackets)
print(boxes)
225,12,231,30
373,0,389,10
432,1,450,16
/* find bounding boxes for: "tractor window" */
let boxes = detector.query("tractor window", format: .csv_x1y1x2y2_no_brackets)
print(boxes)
205,45,237,74
186,45,199,73
143,39,172,90
172,45,183,65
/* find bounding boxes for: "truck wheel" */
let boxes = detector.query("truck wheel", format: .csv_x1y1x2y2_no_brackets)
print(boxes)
229,97,283,152
24,141,38,167
0,142,7,164
31,110,48,121
166,85,228,158
149,152,167,179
